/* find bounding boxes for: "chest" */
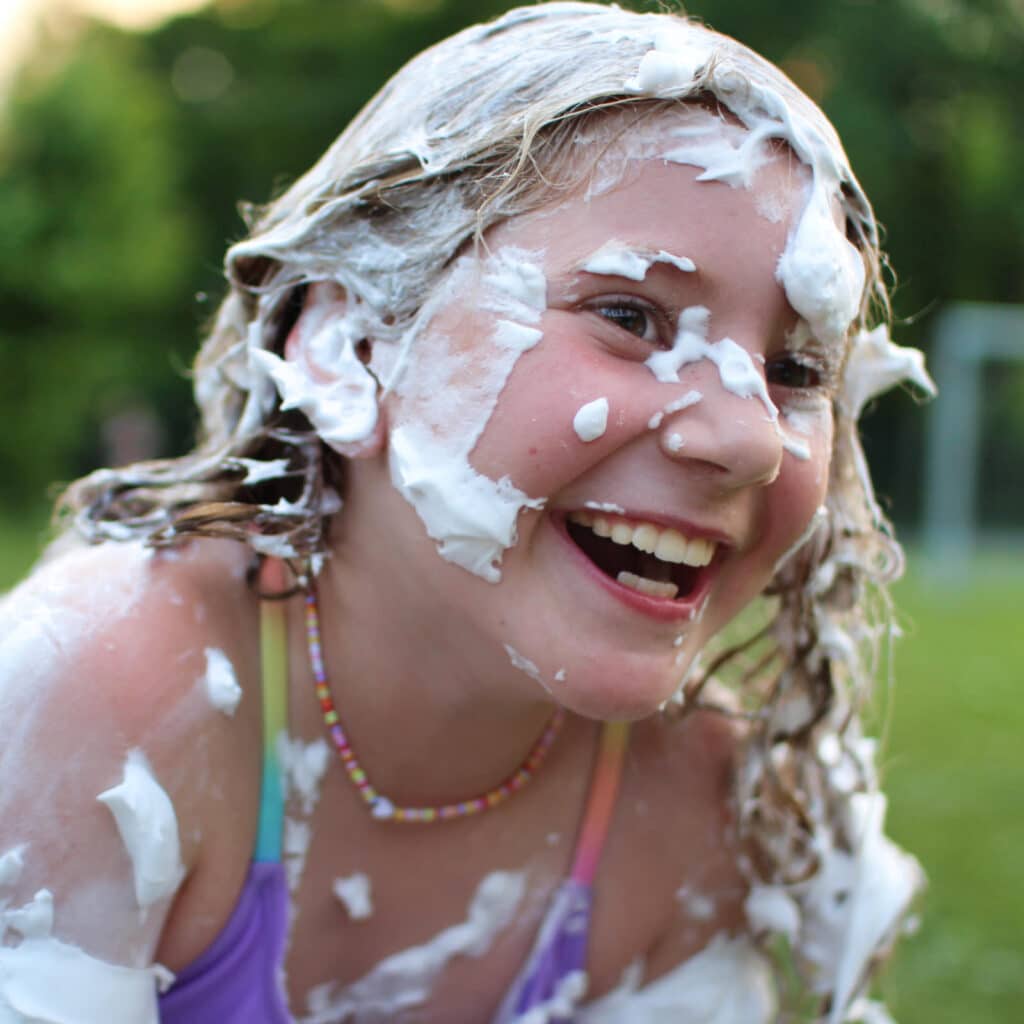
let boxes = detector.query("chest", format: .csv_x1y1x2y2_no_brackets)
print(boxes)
276,727,744,1023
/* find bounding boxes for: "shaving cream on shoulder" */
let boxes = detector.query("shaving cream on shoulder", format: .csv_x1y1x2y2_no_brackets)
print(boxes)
96,750,185,911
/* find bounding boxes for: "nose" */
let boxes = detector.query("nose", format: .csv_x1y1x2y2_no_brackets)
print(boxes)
655,365,783,489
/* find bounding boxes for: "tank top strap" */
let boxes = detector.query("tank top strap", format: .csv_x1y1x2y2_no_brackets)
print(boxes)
254,558,290,863
569,719,630,884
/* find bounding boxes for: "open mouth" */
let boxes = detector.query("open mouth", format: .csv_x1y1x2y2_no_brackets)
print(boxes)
564,510,717,602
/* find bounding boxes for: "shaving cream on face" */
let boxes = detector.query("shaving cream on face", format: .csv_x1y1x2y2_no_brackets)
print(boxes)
580,241,695,280
301,870,525,1023
647,308,779,422
96,750,185,912
572,397,609,442
388,249,547,583
201,648,242,717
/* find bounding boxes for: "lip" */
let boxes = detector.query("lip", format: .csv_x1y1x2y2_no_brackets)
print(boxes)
552,509,725,623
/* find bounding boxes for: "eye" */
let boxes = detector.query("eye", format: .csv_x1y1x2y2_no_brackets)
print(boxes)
590,299,663,345
766,354,823,390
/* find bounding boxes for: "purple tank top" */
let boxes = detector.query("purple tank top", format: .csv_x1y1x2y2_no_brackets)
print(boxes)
157,861,291,1023
157,577,626,1022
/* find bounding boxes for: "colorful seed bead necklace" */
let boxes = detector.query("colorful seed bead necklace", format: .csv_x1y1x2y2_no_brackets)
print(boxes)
304,585,567,823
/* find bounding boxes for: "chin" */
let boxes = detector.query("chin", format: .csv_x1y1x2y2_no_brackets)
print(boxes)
552,652,687,722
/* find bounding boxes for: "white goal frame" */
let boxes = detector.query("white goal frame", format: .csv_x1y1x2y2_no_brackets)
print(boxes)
923,302,1024,562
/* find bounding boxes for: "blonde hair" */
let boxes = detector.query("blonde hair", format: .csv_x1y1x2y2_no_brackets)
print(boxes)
59,3,916,1010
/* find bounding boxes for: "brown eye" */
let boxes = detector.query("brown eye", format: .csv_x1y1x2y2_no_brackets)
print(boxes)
595,302,658,343
767,356,821,389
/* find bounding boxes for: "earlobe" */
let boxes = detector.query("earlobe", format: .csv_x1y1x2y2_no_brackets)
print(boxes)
266,282,387,459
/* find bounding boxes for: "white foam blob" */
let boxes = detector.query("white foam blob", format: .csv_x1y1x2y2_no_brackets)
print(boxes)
675,884,715,922
332,873,373,922
96,750,185,911
0,847,26,888
504,644,543,683
514,970,588,1023
251,333,379,457
572,397,609,442
0,937,169,1022
775,186,865,350
647,308,778,422
841,324,936,418
201,647,242,717
580,241,695,280
390,425,545,583
277,735,331,817
745,884,801,945
301,870,525,1023
2,889,54,940
797,793,923,1023
223,456,292,484
578,934,777,1022
387,248,548,583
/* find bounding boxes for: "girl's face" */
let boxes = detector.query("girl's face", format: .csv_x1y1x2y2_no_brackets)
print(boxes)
362,135,841,720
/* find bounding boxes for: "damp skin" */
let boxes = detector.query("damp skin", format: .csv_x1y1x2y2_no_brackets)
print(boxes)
5,8,933,1020
300,870,525,1023
389,142,836,721
386,249,548,583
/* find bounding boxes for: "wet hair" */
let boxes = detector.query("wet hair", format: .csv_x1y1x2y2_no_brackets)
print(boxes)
58,2,915,1008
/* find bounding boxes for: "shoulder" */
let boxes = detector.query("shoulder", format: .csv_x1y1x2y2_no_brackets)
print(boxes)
0,537,262,967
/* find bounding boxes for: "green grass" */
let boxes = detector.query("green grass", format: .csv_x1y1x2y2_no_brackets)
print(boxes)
2,516,1020,1022
872,554,1024,1024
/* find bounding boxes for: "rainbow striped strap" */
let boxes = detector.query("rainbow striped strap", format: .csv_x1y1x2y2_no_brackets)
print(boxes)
570,720,631,885
254,559,289,863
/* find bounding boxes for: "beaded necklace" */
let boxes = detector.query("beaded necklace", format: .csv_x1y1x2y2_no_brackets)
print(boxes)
303,584,567,823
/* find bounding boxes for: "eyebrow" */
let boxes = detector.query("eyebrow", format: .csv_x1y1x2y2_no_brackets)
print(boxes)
572,242,697,282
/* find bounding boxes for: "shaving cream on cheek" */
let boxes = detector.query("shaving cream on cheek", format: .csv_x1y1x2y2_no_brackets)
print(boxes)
388,249,548,583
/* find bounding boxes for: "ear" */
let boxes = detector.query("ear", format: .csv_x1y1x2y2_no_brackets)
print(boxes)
280,282,387,458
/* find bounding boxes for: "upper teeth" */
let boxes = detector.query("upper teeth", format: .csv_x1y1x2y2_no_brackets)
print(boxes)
567,511,716,567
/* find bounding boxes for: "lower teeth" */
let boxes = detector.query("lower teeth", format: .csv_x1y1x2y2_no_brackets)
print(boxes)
617,571,679,599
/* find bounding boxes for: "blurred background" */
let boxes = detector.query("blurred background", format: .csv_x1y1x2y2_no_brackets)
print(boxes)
0,0,1021,1020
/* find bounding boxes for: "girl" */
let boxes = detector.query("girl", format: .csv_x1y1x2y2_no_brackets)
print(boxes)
0,3,933,1022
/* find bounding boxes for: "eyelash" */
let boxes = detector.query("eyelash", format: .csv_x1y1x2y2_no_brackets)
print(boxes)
586,297,837,392
765,353,832,391
587,297,671,348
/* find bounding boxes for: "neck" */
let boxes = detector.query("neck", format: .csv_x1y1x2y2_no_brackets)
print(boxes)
296,551,564,811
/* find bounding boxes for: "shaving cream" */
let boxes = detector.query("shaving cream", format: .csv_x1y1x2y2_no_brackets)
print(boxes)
96,750,185,911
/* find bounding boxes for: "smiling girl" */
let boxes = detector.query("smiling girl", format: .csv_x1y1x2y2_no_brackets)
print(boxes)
0,4,932,1022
